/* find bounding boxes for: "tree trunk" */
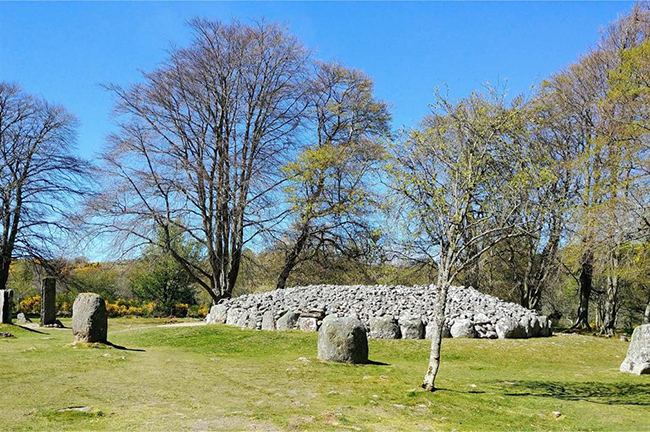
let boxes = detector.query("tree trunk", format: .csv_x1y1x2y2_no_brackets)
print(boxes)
643,300,650,325
276,225,310,290
601,252,619,336
422,265,450,392
574,250,593,330
0,254,10,292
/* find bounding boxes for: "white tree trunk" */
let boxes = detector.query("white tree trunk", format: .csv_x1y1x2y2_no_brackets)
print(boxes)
423,267,450,391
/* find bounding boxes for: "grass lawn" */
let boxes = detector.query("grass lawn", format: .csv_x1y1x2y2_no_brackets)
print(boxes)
1,318,648,431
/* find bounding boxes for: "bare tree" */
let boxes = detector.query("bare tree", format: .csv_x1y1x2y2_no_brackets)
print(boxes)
388,88,536,391
91,19,311,303
275,63,390,289
0,82,90,291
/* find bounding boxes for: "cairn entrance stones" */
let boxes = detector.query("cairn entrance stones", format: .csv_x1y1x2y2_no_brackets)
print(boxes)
72,293,107,343
261,311,276,330
369,316,401,339
40,277,57,326
400,316,424,339
620,324,650,375
318,316,368,363
0,289,13,324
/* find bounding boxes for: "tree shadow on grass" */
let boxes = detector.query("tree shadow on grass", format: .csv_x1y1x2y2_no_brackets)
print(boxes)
497,380,650,406
104,341,146,352
14,324,49,334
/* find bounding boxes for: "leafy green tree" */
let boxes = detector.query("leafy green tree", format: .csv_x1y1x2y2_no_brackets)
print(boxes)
276,63,390,289
130,228,199,316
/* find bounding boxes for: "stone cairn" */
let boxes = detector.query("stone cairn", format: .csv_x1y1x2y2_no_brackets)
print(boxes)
0,289,13,324
206,284,553,339
40,277,58,327
620,324,650,375
72,293,108,343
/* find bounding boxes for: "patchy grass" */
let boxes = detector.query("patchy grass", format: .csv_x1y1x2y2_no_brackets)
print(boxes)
0,317,648,431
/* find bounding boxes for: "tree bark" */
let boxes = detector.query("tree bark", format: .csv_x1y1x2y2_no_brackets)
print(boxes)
276,225,310,290
574,250,593,330
601,251,619,336
643,300,650,325
422,265,450,392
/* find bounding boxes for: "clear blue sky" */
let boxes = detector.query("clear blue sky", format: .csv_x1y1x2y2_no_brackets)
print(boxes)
0,1,635,161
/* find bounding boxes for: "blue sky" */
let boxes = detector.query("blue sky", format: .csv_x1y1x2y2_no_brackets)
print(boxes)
0,1,636,162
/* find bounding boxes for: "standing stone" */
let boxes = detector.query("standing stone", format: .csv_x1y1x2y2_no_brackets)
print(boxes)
261,310,276,331
236,310,249,328
206,304,228,324
277,311,300,330
40,277,57,326
399,316,424,339
620,324,650,375
318,316,368,363
226,308,242,326
369,316,401,339
72,293,107,343
450,319,477,338
0,289,13,324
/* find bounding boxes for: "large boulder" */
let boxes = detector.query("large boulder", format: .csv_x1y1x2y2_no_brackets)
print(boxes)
496,318,528,339
369,316,401,339
318,316,368,363
261,311,276,331
206,304,228,324
399,316,424,339
620,324,650,375
277,311,300,330
450,319,477,338
0,289,13,324
72,293,108,343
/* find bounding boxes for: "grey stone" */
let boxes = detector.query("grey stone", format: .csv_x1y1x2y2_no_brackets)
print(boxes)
620,324,650,375
450,319,477,338
277,311,300,330
298,316,318,332
206,304,228,324
72,293,107,343
17,312,31,324
226,308,242,326
40,277,57,326
399,316,424,339
236,310,249,328
496,318,528,339
317,316,368,364
0,289,13,324
369,316,401,339
261,311,276,331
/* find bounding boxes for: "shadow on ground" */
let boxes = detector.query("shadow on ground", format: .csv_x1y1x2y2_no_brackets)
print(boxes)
105,341,146,352
497,380,650,406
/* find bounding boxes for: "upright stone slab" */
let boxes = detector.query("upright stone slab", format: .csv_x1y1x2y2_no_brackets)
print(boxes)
450,319,477,338
261,310,276,330
72,293,107,343
620,324,650,375
318,316,368,363
40,277,57,326
206,304,228,324
0,289,13,324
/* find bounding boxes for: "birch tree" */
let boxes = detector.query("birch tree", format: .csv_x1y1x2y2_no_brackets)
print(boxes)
388,89,536,391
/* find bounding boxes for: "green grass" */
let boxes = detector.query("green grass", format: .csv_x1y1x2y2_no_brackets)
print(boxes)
1,318,648,431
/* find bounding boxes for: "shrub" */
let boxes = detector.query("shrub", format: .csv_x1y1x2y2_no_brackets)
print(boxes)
20,295,41,314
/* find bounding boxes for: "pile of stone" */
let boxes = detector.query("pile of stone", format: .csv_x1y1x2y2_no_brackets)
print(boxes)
206,284,552,339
